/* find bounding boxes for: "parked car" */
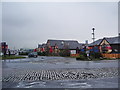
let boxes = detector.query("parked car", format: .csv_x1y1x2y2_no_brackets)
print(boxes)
28,52,38,58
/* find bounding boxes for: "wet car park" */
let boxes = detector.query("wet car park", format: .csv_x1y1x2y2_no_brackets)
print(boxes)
2,56,119,88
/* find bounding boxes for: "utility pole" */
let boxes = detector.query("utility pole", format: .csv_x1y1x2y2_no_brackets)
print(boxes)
92,27,95,42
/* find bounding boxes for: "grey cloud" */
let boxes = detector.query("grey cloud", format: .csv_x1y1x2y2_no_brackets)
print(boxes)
2,2,118,49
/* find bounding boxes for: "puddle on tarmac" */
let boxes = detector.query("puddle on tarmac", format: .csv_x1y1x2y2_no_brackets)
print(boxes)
16,81,46,88
15,80,92,88
14,77,118,88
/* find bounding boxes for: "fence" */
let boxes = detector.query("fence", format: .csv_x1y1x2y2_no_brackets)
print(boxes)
102,53,120,59
71,53,120,59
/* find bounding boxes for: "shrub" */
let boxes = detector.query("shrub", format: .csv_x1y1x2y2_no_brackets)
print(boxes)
76,54,87,60
38,52,47,56
19,52,29,55
80,52,87,57
90,52,102,59
59,50,70,57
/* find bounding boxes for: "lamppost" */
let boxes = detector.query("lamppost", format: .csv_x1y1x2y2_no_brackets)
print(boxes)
92,27,96,58
92,27,95,43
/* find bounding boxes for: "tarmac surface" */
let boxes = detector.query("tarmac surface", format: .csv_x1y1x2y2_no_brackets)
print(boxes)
2,56,119,88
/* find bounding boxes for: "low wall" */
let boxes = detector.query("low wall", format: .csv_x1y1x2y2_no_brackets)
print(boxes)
102,53,120,58
70,54,79,57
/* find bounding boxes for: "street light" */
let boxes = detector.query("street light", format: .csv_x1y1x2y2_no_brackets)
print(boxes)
92,27,95,43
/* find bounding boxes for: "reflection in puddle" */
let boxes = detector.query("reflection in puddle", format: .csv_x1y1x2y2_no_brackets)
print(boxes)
16,81,46,88
67,82,91,88
60,80,91,88
15,80,92,88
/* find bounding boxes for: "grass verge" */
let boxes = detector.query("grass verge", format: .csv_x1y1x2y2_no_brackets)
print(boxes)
1,55,26,60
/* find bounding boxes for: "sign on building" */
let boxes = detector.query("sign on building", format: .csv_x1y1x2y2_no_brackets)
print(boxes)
70,50,76,54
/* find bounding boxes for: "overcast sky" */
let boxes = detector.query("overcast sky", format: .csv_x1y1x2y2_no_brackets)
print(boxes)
2,2,118,49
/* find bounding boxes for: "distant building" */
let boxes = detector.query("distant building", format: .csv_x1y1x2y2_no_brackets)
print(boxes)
89,36,120,54
46,39,84,56
38,44,46,52
1,42,8,55
19,48,34,55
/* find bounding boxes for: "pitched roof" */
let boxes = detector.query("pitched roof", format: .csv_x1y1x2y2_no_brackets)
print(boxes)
105,36,120,44
89,36,120,46
47,39,83,49
88,39,102,46
38,44,46,48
